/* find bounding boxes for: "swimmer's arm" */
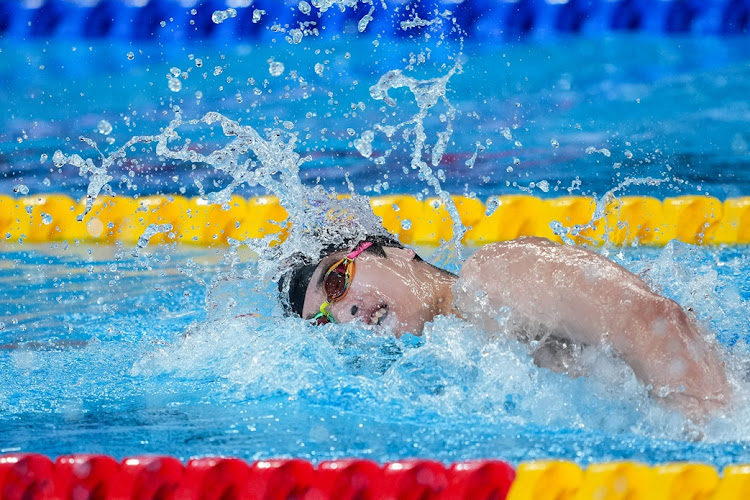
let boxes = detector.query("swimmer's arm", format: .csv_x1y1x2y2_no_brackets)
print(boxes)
454,237,729,418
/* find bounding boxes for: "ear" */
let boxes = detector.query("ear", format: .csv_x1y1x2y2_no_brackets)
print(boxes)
383,246,416,260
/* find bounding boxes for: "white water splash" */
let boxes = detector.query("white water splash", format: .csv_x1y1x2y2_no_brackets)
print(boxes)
551,175,671,246
135,223,173,254
53,138,115,221
367,63,467,254
55,109,389,291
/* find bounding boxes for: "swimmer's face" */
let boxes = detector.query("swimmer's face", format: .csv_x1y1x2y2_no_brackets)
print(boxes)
301,246,437,336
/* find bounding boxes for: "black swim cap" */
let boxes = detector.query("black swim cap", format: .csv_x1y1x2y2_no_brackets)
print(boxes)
277,252,318,318
277,234,405,318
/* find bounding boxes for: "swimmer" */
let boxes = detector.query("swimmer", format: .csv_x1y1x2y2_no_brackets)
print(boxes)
278,235,729,420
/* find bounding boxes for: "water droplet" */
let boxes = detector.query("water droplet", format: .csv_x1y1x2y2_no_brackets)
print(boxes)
13,184,29,195
126,51,134,60
358,6,375,32
624,150,633,159
40,153,48,163
41,212,53,225
550,138,559,148
314,63,324,76
585,147,611,157
298,1,311,14
160,21,166,28
252,9,265,23
400,219,412,230
168,78,182,92
52,150,64,166
268,60,285,77
98,120,113,135
538,180,550,193
212,8,236,24
354,130,374,158
485,196,499,216
195,91,203,99
287,29,303,44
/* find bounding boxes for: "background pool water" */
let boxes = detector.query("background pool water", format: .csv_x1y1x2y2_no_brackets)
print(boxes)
2,3,750,467
2,34,750,200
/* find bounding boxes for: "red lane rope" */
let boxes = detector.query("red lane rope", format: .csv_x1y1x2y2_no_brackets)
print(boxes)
0,454,515,500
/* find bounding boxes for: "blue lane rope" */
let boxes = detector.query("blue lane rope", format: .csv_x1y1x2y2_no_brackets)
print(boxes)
0,0,747,40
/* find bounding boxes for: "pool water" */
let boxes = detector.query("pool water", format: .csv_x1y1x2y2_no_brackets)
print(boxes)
2,6,750,468
3,35,750,200
0,241,749,466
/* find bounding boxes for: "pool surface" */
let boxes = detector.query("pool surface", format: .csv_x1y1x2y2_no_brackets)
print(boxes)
0,241,749,467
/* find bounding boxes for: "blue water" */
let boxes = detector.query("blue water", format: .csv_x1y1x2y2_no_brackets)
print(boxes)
2,12,750,466
2,35,750,200
0,242,749,466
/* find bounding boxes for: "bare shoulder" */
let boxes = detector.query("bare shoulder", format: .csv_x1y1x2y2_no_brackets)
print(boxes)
453,237,561,324
459,236,631,287
469,237,558,258
462,237,558,275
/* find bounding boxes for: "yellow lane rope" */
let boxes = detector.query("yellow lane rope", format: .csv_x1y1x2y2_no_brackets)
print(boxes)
1,194,748,246
507,460,750,499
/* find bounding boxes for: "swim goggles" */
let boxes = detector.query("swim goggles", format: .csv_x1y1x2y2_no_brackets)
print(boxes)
311,241,373,325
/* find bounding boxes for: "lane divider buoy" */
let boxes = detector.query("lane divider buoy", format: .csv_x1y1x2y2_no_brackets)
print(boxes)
2,454,750,499
2,0,749,40
0,194,748,246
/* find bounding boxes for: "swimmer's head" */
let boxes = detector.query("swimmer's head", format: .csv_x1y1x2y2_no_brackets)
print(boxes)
278,234,455,336
278,234,408,318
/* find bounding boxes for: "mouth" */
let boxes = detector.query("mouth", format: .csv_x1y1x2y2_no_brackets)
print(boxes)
368,304,389,326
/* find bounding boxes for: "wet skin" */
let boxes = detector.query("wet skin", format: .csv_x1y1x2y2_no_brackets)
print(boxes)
301,237,730,419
